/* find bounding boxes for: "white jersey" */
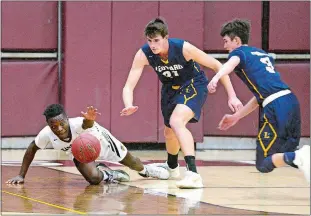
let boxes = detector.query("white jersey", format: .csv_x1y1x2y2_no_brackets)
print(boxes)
35,117,127,162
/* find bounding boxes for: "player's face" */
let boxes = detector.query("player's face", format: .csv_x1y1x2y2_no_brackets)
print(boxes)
47,113,70,140
223,35,239,53
147,35,168,54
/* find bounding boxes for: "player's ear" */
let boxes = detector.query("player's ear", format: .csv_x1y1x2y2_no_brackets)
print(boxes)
234,36,241,45
164,35,169,40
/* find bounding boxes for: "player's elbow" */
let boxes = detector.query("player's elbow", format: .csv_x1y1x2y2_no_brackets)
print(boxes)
123,85,134,94
87,176,102,185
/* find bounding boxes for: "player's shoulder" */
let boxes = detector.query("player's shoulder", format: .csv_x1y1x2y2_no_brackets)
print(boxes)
36,125,53,141
69,117,84,126
169,38,185,44
238,46,267,54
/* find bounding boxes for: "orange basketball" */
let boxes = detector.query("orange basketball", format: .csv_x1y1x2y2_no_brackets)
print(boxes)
71,133,101,163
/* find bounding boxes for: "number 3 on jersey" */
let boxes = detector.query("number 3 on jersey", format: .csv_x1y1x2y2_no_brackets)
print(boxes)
260,57,275,73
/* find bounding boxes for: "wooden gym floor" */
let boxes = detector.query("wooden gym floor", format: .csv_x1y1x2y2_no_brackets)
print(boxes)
1,149,310,215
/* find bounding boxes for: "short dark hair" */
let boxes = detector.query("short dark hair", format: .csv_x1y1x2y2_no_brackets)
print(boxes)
43,104,66,121
144,17,169,38
220,19,251,44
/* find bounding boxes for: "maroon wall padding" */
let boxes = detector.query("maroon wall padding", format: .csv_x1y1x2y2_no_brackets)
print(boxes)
63,2,112,129
110,2,159,142
275,63,310,137
2,61,58,136
160,2,204,48
269,2,310,51
158,2,205,142
1,2,57,50
203,2,262,51
203,68,259,137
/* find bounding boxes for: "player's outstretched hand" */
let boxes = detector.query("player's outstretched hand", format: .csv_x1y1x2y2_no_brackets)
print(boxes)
120,106,138,116
6,175,24,184
81,106,101,121
228,97,243,113
218,114,239,131
207,76,219,93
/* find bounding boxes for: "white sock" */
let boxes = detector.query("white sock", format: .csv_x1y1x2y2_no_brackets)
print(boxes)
139,166,147,175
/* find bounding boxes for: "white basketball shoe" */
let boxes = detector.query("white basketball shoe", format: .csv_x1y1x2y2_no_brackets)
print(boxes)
139,164,170,180
176,171,203,189
293,145,310,183
148,161,180,179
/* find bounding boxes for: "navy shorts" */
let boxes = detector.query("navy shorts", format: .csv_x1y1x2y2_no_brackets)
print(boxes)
256,93,301,166
161,73,208,128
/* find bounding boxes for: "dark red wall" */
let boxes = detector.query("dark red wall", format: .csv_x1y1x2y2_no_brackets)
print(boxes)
2,2,57,50
110,2,159,142
1,2,310,140
204,2,262,51
269,2,310,51
2,62,58,136
62,2,112,130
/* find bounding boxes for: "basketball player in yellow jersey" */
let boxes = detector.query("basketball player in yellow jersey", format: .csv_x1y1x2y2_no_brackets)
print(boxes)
6,104,170,185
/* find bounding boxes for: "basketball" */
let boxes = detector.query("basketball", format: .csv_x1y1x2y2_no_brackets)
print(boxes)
71,133,101,163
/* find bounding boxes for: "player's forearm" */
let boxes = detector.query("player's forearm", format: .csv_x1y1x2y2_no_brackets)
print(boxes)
214,63,234,81
234,96,258,120
219,75,237,99
19,141,38,178
122,86,134,107
82,119,94,129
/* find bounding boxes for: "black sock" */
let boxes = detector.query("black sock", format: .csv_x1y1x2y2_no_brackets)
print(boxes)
167,152,178,169
184,155,197,173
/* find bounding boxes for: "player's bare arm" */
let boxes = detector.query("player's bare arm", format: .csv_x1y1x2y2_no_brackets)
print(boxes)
183,42,243,112
81,106,101,129
208,56,240,93
121,49,149,116
219,96,258,131
6,140,39,184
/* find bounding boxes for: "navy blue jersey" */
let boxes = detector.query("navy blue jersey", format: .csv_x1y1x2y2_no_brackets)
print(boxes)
228,46,289,104
141,38,205,85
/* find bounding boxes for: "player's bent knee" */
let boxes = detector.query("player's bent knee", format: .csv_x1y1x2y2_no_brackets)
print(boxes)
255,165,274,173
256,157,275,173
169,118,184,130
164,127,177,140
88,178,101,185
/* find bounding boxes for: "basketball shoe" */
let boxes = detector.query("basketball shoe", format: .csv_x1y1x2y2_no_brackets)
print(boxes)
138,164,170,180
293,145,310,183
148,161,180,179
96,163,130,183
176,171,203,189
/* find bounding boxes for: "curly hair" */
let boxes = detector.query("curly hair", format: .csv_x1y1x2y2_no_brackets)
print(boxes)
43,104,66,121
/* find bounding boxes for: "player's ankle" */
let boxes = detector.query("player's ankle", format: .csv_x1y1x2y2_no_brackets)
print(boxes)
138,166,147,175
167,152,178,169
184,155,197,173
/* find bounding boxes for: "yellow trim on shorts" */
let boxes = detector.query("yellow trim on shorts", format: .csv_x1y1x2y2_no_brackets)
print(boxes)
257,114,277,157
183,79,198,104
194,63,200,72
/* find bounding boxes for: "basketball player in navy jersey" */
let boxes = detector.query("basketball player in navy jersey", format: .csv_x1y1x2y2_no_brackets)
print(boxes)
207,19,310,183
6,104,170,185
121,17,243,188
